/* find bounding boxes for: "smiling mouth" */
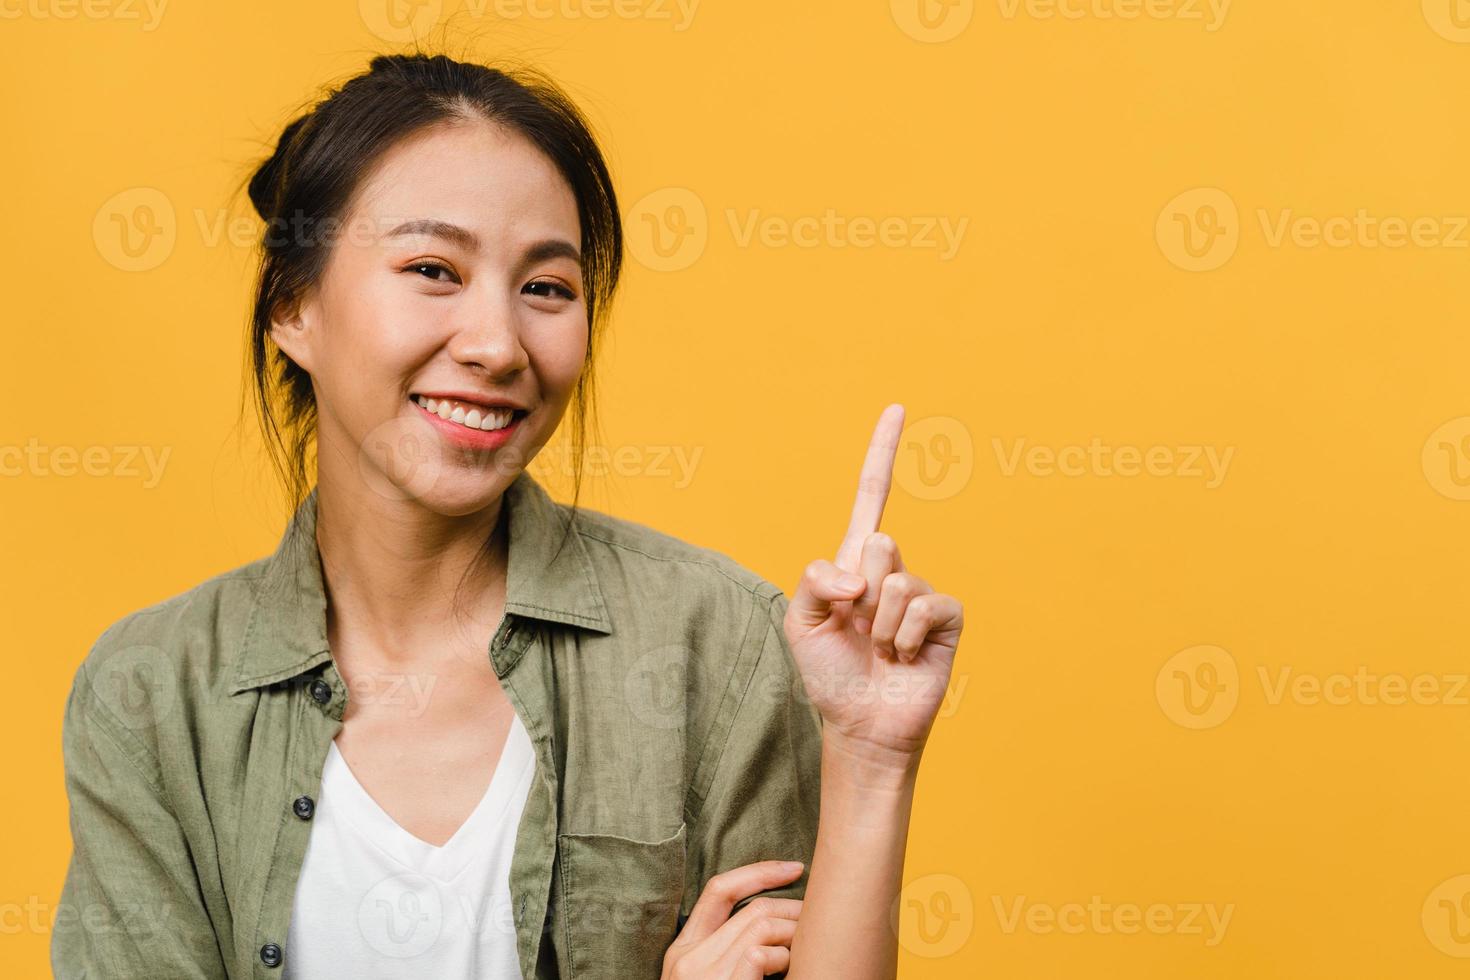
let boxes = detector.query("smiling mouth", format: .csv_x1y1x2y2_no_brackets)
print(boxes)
410,394,526,432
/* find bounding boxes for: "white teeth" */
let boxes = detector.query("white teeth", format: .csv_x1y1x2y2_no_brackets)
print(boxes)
411,395,516,432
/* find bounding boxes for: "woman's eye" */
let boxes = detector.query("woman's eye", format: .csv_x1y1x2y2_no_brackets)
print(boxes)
406,261,459,284
525,280,576,301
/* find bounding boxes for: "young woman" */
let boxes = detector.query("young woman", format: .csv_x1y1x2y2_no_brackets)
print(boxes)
52,53,964,979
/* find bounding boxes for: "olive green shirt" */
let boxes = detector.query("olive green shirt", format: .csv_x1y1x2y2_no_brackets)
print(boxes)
52,469,823,978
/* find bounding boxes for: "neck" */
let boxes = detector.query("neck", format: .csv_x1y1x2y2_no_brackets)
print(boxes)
312,466,510,668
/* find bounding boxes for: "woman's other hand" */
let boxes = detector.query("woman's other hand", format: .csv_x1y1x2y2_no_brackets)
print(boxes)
662,860,805,979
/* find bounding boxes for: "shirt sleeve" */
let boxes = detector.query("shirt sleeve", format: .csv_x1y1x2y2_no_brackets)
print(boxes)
51,654,228,979
682,588,824,921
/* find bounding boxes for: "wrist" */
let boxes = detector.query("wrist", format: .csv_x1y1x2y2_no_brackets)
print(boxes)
821,729,922,791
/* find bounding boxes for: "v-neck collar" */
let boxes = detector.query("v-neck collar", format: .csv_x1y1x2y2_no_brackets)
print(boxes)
322,713,533,883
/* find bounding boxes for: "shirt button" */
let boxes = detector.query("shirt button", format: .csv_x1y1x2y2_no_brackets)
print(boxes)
292,795,315,820
259,942,283,968
309,680,331,704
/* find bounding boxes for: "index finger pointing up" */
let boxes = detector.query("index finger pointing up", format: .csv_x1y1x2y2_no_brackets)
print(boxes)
835,403,905,573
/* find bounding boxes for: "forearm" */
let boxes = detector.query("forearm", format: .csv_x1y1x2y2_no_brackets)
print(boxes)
786,732,919,980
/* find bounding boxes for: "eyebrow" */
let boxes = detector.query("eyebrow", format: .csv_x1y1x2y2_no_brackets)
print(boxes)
386,219,582,269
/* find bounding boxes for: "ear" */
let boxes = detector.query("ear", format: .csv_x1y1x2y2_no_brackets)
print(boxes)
267,290,317,374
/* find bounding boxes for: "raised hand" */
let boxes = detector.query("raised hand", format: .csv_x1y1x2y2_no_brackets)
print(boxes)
783,403,965,766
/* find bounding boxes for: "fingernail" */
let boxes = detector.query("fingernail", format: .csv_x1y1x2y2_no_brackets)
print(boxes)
781,861,804,870
838,574,863,591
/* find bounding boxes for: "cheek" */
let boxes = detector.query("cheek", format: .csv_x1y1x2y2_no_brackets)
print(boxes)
320,270,438,383
526,313,590,396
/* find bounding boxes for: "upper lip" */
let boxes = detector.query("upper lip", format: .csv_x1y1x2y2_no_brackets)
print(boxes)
413,391,528,413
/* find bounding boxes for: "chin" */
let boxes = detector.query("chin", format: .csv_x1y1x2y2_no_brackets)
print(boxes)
403,466,519,518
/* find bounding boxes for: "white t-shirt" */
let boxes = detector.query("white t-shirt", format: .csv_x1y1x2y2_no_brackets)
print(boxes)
282,713,535,978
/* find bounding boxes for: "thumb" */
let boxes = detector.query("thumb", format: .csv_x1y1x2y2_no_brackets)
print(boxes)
787,559,866,631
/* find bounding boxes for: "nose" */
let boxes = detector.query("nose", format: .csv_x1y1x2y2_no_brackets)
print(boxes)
445,285,530,377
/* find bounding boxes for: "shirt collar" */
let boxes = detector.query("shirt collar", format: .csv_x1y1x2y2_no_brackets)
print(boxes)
230,468,613,694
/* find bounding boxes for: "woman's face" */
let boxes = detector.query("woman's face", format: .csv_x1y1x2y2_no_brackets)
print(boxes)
270,117,588,516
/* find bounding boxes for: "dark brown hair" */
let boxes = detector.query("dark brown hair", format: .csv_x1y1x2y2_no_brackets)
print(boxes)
236,52,622,546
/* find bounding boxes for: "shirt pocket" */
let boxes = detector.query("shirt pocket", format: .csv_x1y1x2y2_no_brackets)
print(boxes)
557,820,687,979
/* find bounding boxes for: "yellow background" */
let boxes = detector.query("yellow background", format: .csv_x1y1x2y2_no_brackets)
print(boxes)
5,0,1470,976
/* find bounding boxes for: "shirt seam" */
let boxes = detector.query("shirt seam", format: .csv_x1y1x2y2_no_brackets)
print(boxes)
70,655,169,800
685,591,771,826
571,527,782,600
69,668,169,802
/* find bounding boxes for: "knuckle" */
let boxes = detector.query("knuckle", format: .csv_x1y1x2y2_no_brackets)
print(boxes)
706,869,739,898
742,915,772,941
748,897,778,917
877,572,906,600
865,531,895,552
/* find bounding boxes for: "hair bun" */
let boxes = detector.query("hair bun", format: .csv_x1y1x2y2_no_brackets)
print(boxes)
248,114,311,220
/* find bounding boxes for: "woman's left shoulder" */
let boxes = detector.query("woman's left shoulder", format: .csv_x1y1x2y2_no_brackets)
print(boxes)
567,504,785,622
